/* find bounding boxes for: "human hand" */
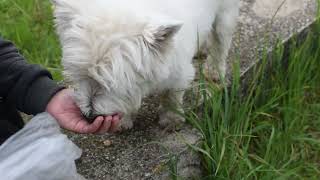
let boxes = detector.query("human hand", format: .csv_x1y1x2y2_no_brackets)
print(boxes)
46,89,120,134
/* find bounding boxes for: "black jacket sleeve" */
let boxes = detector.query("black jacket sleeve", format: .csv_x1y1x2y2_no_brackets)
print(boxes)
0,38,64,115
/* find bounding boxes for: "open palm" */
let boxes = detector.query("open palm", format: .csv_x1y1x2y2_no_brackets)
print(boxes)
46,89,120,134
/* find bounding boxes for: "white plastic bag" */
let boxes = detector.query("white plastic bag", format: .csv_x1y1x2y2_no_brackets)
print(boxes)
0,113,86,180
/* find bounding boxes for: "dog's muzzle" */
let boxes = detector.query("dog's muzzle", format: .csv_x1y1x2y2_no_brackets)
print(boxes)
83,112,100,124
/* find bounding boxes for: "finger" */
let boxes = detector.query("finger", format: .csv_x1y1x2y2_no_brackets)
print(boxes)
96,116,113,134
82,116,104,133
110,115,121,133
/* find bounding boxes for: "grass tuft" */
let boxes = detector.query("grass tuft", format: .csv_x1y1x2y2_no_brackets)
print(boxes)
186,4,320,179
0,0,62,80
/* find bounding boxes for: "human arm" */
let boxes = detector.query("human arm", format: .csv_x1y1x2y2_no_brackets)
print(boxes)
0,38,119,133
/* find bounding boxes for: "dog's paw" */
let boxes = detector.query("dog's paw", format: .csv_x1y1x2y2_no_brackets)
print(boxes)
204,66,221,83
202,60,226,84
117,117,134,132
159,111,185,131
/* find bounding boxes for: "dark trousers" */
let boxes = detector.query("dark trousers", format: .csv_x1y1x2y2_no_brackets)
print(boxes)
0,101,24,145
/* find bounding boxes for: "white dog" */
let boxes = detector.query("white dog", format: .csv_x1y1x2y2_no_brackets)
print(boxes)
52,0,239,131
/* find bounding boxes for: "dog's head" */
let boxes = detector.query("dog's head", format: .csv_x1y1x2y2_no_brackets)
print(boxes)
52,0,182,119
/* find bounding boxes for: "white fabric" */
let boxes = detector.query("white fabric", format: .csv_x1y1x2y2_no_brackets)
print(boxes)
0,113,85,180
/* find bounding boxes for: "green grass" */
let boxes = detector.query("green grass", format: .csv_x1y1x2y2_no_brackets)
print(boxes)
1,1,320,179
0,0,62,80
186,9,320,180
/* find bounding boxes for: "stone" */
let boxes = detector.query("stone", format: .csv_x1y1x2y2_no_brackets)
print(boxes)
228,0,317,78
253,0,305,18
103,140,112,147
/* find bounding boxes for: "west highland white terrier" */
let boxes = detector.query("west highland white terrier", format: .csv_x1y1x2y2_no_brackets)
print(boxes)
52,0,239,131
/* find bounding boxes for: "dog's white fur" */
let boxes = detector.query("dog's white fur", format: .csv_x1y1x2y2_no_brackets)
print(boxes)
52,0,239,130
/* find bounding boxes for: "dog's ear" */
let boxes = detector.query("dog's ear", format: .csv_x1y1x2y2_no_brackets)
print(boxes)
143,21,183,50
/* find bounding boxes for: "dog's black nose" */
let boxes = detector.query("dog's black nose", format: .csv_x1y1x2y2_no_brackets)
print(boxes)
82,112,98,124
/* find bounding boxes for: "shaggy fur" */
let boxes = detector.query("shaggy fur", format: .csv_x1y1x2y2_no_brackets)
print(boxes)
52,0,239,130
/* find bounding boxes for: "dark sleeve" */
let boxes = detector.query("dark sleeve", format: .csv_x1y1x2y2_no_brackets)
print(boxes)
0,38,64,115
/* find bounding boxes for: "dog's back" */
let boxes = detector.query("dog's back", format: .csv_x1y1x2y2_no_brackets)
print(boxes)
54,0,232,60
52,0,239,128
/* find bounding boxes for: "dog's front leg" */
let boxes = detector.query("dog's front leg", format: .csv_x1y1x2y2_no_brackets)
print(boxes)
158,90,186,130
118,114,135,131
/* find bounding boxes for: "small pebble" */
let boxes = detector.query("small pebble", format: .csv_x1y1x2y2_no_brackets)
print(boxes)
103,140,112,146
